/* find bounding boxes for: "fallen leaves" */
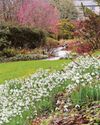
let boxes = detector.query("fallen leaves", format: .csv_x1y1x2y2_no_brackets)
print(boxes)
49,101,100,125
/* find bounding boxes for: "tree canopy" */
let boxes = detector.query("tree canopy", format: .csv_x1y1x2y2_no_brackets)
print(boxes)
49,0,78,19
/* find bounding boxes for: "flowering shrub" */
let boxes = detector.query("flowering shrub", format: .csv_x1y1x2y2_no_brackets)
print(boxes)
17,0,60,33
0,56,99,124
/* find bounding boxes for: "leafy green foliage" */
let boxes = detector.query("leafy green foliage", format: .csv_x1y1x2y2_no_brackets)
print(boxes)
0,27,10,50
0,24,46,50
58,19,75,40
1,48,18,57
45,37,59,51
0,37,9,50
71,81,100,105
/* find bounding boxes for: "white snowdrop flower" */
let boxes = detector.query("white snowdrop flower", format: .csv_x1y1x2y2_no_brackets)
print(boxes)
64,105,68,109
64,107,69,112
56,100,61,105
76,80,80,84
75,104,80,109
0,56,99,125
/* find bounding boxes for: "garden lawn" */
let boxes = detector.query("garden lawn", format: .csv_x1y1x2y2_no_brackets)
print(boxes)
0,59,71,84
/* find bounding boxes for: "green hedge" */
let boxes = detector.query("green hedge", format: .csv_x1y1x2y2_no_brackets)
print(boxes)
0,24,46,50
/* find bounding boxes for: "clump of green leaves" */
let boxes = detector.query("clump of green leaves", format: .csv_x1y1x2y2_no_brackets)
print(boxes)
71,80,100,105
58,19,75,40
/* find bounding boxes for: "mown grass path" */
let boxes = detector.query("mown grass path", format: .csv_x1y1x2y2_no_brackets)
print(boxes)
0,59,71,84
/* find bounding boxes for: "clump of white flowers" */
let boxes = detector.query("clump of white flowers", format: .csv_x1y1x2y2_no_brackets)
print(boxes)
0,56,99,125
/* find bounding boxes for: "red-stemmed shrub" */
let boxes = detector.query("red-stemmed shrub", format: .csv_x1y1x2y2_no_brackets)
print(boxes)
76,42,92,54
72,12,100,50
67,40,92,54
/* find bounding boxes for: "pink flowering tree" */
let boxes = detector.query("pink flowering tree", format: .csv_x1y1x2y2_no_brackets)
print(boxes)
17,0,60,33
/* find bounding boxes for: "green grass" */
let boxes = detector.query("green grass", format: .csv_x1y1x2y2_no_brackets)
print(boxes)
0,59,71,84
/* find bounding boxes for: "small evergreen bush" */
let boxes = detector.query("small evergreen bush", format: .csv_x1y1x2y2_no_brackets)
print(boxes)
0,24,46,50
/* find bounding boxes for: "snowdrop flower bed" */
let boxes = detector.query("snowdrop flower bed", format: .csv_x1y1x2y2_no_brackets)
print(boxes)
0,56,100,125
58,55,99,109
